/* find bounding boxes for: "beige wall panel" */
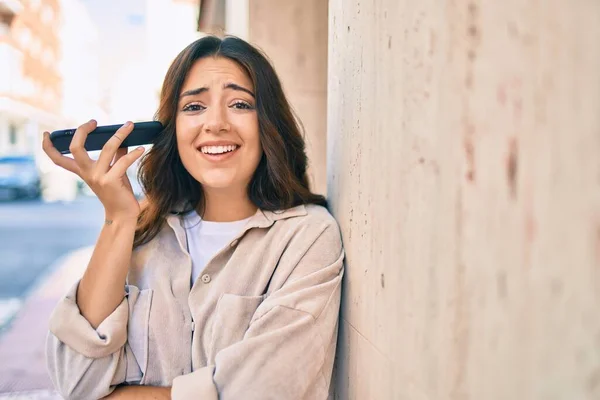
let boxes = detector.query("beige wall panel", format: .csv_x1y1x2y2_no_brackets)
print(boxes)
249,0,328,194
328,0,600,399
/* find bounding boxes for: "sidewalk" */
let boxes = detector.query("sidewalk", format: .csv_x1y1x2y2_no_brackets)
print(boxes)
0,247,93,398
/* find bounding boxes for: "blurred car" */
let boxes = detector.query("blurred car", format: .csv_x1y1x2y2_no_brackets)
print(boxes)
0,155,42,201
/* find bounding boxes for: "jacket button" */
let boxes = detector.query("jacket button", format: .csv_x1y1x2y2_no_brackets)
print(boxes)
201,274,211,284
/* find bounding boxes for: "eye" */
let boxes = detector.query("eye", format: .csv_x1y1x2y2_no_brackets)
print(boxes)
230,101,254,110
182,103,205,112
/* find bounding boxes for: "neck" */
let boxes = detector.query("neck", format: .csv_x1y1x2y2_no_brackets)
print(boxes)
199,186,257,222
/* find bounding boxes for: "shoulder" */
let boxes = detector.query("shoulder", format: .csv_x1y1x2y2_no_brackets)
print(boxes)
302,204,339,226
299,204,341,248
269,204,343,267
273,204,341,242
272,203,338,227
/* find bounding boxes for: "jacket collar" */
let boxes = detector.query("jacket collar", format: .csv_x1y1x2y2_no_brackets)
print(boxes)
254,205,307,227
165,204,307,238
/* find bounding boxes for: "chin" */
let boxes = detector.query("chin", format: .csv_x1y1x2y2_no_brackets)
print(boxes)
197,172,239,191
201,180,235,190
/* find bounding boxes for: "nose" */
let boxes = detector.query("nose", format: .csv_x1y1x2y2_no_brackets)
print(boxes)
203,104,230,134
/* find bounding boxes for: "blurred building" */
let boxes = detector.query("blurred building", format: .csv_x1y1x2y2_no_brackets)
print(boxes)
0,0,63,157
0,0,104,201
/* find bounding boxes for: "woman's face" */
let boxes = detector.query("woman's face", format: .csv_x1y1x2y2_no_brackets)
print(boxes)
175,56,262,193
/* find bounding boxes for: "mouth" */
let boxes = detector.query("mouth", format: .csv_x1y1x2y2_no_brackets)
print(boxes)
197,144,240,162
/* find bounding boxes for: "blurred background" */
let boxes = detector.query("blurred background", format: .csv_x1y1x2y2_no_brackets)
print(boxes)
0,0,219,396
0,0,206,203
1,0,600,399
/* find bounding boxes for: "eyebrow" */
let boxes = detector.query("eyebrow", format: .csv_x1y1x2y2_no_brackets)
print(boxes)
179,83,255,99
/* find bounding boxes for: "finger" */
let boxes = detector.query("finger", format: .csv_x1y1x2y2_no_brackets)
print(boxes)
42,132,81,175
106,146,145,181
69,119,96,169
112,147,128,166
97,122,134,172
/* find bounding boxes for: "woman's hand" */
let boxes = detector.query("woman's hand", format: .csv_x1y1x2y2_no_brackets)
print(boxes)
42,119,145,222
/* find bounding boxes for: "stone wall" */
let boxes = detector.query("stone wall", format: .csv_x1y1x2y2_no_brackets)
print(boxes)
328,1,600,399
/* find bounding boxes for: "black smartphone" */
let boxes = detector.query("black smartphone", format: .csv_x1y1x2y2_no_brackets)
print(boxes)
50,121,164,155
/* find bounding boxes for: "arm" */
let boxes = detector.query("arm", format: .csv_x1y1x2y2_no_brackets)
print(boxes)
46,282,148,399
43,119,144,328
171,219,345,400
43,120,147,399
77,215,137,328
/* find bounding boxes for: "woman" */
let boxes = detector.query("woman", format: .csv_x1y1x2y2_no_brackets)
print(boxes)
43,36,344,400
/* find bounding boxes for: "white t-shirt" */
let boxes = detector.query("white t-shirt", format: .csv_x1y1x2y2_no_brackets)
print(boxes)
182,210,251,286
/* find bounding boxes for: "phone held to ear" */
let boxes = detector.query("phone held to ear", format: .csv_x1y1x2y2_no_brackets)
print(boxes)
49,121,164,155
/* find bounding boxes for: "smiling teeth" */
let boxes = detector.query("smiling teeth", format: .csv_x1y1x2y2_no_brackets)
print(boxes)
200,145,237,154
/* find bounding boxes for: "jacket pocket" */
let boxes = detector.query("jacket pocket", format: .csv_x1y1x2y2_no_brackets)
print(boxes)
125,286,153,384
209,293,265,361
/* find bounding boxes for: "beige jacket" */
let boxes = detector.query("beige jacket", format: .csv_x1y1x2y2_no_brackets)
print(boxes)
46,204,344,400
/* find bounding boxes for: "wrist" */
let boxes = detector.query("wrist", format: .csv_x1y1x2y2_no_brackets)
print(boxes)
103,213,138,228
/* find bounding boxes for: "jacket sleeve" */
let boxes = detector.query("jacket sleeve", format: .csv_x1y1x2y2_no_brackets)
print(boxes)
46,281,145,400
171,219,345,400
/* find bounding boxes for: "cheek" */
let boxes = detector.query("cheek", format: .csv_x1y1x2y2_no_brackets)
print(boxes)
246,134,263,166
242,123,261,150
175,118,195,144
175,119,199,159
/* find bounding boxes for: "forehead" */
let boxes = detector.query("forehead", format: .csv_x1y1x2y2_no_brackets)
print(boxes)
181,56,253,91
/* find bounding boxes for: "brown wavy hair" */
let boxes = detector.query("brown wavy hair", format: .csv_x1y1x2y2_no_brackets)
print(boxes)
134,36,326,247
